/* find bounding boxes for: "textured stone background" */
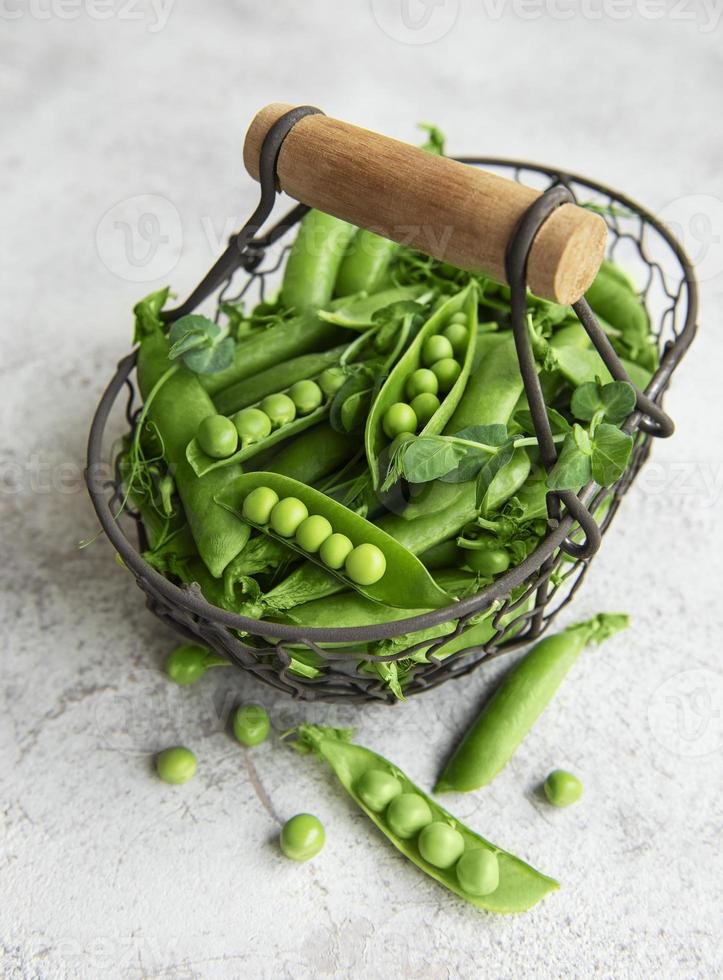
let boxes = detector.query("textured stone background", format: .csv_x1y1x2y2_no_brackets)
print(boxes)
2,2,722,978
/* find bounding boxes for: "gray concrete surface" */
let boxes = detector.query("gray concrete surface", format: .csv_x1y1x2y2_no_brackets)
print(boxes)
2,2,722,978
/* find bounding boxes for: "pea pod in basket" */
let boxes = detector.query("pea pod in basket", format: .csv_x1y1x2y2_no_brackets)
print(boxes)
365,284,478,488
214,473,453,609
287,725,558,914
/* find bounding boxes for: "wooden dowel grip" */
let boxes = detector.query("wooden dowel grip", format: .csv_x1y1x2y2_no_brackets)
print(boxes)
244,103,606,305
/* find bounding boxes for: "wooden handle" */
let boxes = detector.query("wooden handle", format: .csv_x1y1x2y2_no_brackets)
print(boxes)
244,103,607,305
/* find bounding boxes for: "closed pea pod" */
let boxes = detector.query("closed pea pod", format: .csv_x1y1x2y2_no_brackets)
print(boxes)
287,726,558,914
365,284,478,489
435,614,629,793
215,472,453,609
280,209,357,313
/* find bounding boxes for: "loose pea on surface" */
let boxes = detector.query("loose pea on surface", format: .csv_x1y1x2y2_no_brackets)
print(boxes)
386,792,433,839
318,367,347,397
296,514,333,553
345,543,387,586
432,357,461,393
261,392,297,428
242,486,280,525
417,822,465,869
383,402,418,440
233,407,272,445
232,704,270,747
405,368,439,401
280,813,325,862
410,392,440,428
456,848,500,896
156,746,197,785
544,770,583,807
443,322,469,359
319,532,354,570
197,415,238,459
165,644,223,686
270,497,309,537
289,380,324,416
355,769,402,813
422,334,454,367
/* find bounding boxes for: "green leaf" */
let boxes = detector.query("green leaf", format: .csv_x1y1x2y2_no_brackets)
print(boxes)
590,423,633,486
475,444,514,508
571,380,636,424
547,432,592,491
513,408,571,437
167,314,235,375
573,423,593,456
132,287,170,343
418,122,446,156
439,449,490,484
401,437,466,484
454,424,509,447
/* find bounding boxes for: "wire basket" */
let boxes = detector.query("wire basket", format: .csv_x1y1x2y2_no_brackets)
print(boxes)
86,153,698,703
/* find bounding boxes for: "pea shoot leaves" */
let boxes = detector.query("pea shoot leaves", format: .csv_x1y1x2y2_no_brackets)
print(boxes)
167,315,235,375
570,380,636,425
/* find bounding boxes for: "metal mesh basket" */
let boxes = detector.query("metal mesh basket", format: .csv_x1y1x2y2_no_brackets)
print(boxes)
86,155,698,703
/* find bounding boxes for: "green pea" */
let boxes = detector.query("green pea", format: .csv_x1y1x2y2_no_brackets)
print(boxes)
432,357,461,393
319,532,354,570
233,407,272,446
345,543,387,586
318,367,347,397
296,514,333,553
155,746,197,785
232,704,270,747
405,368,439,400
449,311,468,326
383,402,418,439
410,392,440,428
463,546,510,576
422,334,454,367
289,379,323,416
280,813,325,862
456,849,499,896
544,770,583,807
261,392,297,428
418,822,465,869
355,769,402,813
270,496,309,537
196,415,238,459
165,644,226,685
443,322,469,359
242,485,280,525
386,792,433,839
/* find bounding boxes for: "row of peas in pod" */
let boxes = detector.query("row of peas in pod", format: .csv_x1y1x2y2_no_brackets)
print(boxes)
383,311,469,440
191,365,347,464
242,485,387,586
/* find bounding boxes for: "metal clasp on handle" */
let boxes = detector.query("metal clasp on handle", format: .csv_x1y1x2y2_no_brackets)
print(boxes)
504,184,674,559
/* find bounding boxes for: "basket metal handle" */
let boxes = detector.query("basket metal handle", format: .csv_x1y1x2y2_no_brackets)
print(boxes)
243,102,607,305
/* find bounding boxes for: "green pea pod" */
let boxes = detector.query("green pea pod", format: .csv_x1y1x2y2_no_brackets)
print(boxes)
333,230,400,297
585,260,658,371
215,473,453,609
366,284,478,488
186,400,331,476
479,447,531,516
212,345,347,416
267,422,358,486
445,332,525,432
280,209,357,313
288,726,559,914
317,285,428,330
136,329,251,578
435,613,630,793
550,336,652,392
199,311,348,397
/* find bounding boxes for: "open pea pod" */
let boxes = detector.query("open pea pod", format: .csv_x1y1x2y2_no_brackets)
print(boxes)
186,401,329,477
289,726,559,914
365,284,478,489
214,473,453,609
